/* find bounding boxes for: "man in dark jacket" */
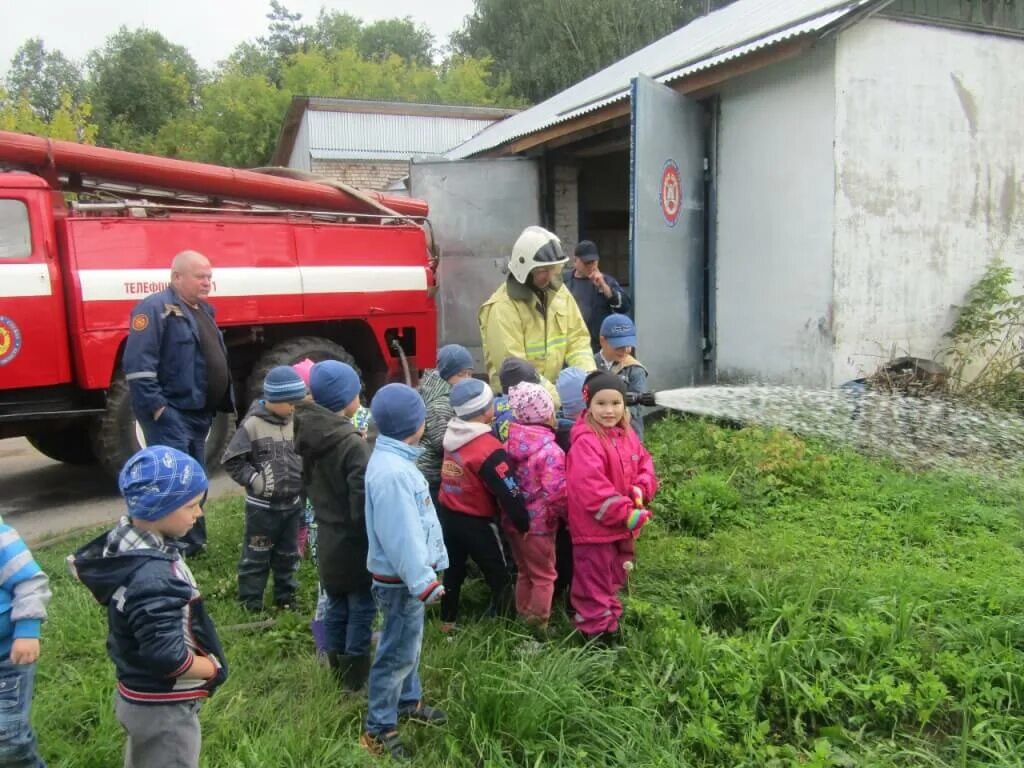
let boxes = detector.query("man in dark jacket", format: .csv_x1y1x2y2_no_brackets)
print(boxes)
71,447,227,768
563,240,632,351
123,250,234,555
293,360,375,692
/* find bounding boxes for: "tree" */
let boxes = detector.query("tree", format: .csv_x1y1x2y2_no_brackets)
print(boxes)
87,27,201,149
258,1,308,86
0,89,97,143
308,10,363,51
358,18,435,66
452,0,736,102
5,39,85,122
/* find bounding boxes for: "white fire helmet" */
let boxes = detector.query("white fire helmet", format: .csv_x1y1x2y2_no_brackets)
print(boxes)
508,226,567,284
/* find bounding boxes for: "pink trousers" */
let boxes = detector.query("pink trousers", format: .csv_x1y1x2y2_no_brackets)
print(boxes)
507,531,557,623
570,539,635,636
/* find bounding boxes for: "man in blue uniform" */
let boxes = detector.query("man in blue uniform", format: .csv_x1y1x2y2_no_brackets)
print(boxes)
562,240,632,351
123,250,233,555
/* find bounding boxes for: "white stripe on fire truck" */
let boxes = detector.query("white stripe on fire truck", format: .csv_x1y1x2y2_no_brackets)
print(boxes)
76,266,428,302
0,263,52,298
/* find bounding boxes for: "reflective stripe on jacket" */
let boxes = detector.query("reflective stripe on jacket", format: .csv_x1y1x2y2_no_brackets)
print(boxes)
478,278,595,402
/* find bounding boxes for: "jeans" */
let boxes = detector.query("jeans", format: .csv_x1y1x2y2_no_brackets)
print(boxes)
237,504,301,608
138,406,212,553
0,660,44,768
324,589,377,656
365,586,424,735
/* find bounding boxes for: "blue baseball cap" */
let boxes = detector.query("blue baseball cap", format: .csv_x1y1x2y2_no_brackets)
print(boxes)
599,313,637,348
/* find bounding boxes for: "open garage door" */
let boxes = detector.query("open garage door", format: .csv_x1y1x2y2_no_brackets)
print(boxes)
410,158,541,370
630,74,706,389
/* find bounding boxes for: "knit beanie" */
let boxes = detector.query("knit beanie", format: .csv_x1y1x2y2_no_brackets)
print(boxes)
264,365,308,403
371,383,426,440
498,356,540,394
436,344,474,381
292,358,315,387
582,370,626,406
119,446,208,522
556,367,588,417
450,378,494,419
310,360,361,413
509,382,554,425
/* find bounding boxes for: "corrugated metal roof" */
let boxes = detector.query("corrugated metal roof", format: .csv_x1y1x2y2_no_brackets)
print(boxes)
449,0,888,158
307,110,496,160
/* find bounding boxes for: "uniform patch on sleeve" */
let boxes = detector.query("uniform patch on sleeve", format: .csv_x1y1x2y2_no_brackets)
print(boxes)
131,314,149,332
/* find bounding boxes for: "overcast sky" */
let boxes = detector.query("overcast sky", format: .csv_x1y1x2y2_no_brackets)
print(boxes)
0,0,477,74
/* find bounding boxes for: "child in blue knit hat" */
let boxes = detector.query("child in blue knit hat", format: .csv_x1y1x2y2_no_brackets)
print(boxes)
71,446,227,768
222,365,308,611
362,384,449,761
0,515,51,767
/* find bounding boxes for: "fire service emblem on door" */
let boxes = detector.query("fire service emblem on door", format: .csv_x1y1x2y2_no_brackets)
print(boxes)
659,159,681,227
0,316,23,365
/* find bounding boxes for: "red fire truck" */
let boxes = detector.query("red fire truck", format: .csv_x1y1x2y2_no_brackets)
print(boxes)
0,130,437,476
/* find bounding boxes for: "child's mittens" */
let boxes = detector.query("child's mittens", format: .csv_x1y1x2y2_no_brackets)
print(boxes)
626,508,652,531
630,485,644,509
420,582,446,604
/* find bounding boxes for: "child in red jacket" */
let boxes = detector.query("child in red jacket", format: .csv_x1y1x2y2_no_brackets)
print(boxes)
565,371,658,643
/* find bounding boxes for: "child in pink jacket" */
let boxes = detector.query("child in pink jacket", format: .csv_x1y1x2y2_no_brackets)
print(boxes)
566,371,658,643
504,382,567,629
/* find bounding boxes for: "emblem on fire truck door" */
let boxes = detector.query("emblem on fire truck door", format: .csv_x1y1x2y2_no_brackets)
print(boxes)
0,316,23,366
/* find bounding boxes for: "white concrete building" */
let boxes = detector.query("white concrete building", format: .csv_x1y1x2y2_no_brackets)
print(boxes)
415,0,1024,389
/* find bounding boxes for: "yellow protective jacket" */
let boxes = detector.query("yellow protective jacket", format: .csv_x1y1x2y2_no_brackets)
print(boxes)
479,277,596,399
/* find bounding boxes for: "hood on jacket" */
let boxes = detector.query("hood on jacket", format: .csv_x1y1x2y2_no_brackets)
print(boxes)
443,418,493,452
70,531,177,607
506,421,556,461
418,368,452,405
293,400,358,461
247,399,292,426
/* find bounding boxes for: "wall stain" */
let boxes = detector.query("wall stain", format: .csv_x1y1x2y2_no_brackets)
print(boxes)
950,73,978,138
999,165,1018,234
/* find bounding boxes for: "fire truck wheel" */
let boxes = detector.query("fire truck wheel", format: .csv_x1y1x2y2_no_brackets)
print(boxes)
26,424,97,465
246,337,359,405
91,375,232,479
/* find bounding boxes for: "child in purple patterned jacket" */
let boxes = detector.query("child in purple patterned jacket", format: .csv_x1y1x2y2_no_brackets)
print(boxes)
503,382,568,629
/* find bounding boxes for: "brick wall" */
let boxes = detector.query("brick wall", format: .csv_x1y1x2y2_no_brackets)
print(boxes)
310,159,410,191
552,164,579,250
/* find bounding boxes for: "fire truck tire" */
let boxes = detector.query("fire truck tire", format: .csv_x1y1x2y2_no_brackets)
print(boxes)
246,336,359,404
26,424,97,465
91,375,232,479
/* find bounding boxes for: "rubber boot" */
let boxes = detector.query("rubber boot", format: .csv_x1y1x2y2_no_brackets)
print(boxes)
342,654,371,693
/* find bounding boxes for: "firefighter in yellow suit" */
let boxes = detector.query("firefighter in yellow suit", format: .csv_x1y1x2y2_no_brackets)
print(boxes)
479,226,596,402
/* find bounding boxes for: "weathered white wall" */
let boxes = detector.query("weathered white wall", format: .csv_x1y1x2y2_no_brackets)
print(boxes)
715,41,838,385
287,111,311,172
832,18,1024,383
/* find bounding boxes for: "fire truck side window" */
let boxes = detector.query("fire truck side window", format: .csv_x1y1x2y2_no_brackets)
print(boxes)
0,200,32,259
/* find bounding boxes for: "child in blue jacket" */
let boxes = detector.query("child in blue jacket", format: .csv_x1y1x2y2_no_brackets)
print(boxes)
361,384,449,761
0,517,51,768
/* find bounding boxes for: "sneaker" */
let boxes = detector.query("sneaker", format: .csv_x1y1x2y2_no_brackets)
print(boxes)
240,601,263,614
274,599,299,611
399,700,447,725
360,731,411,762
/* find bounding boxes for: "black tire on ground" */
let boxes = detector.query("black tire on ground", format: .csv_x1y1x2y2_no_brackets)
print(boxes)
26,423,97,465
90,374,232,479
246,336,359,406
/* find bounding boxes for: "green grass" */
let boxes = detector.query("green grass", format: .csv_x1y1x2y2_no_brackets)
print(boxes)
33,415,1024,766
